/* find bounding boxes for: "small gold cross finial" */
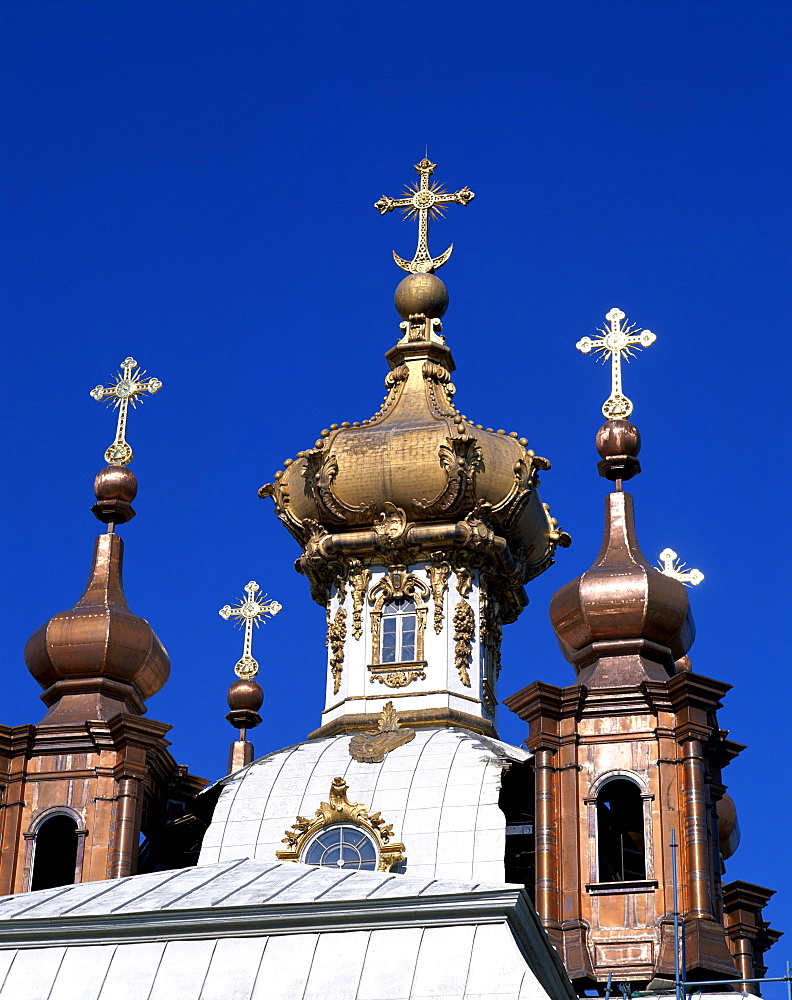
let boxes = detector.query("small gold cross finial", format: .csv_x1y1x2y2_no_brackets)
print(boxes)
374,158,474,274
657,548,704,587
90,357,162,465
219,581,282,678
576,308,656,420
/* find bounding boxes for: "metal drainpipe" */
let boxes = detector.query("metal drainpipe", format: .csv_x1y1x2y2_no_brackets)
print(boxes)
681,737,712,919
111,776,139,879
534,749,559,925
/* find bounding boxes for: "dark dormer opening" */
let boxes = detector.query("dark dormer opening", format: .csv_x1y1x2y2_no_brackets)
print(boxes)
499,759,536,900
30,814,79,891
597,779,646,882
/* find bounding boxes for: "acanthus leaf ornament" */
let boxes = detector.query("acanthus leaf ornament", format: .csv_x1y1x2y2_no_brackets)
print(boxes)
349,702,416,763
657,548,704,587
276,777,405,872
374,158,474,274
90,357,162,466
219,581,282,679
576,308,656,420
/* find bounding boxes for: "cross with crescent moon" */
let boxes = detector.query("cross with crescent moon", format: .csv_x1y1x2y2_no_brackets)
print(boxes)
219,581,282,679
657,548,704,587
374,158,474,274
576,308,656,420
90,357,162,466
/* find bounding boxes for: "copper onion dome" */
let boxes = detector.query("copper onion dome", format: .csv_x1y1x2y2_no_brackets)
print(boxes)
24,467,170,724
549,419,694,687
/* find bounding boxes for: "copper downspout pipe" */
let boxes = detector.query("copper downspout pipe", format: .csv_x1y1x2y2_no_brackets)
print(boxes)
681,738,712,919
110,776,139,878
535,749,559,925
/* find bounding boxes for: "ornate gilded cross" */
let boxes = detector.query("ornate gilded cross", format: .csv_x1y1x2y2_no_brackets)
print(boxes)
374,158,474,273
576,308,656,420
219,581,282,678
657,548,704,587
90,357,162,465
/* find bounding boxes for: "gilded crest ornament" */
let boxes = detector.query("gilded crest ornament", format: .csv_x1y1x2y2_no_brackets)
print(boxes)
219,581,282,678
349,702,416,763
657,548,704,587
276,777,405,872
374,158,474,274
90,357,162,465
576,308,656,420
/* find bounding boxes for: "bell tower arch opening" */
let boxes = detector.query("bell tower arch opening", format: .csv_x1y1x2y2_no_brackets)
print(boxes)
595,777,646,883
30,812,80,892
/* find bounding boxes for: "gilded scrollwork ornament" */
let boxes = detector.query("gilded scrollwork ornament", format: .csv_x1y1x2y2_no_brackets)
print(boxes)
453,599,475,687
277,777,405,872
370,666,427,688
373,502,409,549
413,434,483,517
301,444,376,525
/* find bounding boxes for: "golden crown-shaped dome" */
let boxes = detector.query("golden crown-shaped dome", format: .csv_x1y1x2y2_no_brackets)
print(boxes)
261,275,569,601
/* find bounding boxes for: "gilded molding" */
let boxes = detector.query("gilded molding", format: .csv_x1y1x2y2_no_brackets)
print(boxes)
349,702,416,763
413,435,483,517
328,605,347,694
422,360,457,418
276,777,405,872
367,364,409,425
453,599,475,687
428,552,451,634
346,560,371,640
369,565,430,666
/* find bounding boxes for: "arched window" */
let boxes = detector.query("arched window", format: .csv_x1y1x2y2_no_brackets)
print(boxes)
30,814,79,891
380,597,417,663
597,779,646,882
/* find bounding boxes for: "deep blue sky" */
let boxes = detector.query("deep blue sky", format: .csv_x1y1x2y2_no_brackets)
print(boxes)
1,0,790,982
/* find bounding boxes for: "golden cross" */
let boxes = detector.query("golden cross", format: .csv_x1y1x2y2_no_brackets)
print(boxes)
576,308,656,420
374,158,474,274
657,548,704,587
90,357,162,465
219,581,282,678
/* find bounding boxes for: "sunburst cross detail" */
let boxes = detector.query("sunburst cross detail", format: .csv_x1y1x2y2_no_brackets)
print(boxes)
90,357,162,466
657,548,704,587
576,308,656,420
219,581,282,679
374,158,474,274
